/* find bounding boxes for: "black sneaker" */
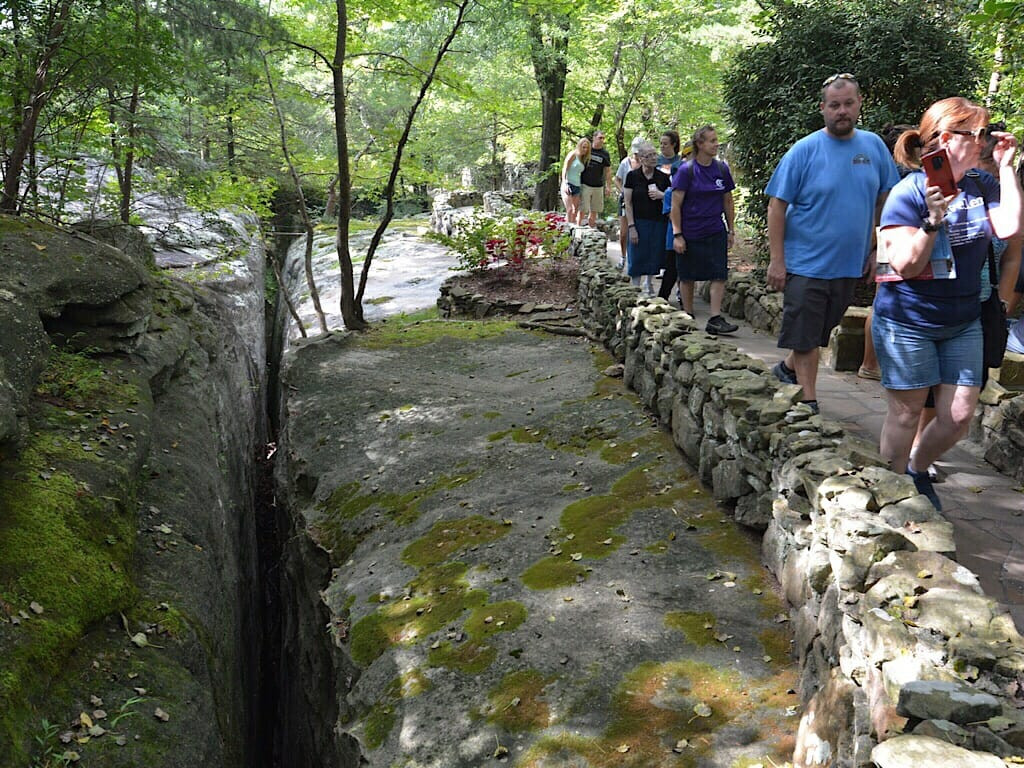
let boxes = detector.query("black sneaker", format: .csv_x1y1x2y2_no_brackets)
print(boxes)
705,315,738,335
771,360,798,385
906,465,942,511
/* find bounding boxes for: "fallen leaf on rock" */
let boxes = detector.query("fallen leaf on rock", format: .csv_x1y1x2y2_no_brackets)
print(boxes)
693,702,712,717
79,713,94,729
88,725,106,738
752,588,763,595
916,569,933,579
775,613,790,623
61,752,80,763
130,633,149,648
673,739,690,752
570,553,582,561
763,655,773,663
493,743,509,759
616,744,630,753
89,695,103,707
714,632,733,643
59,732,73,744
115,736,128,747
29,602,43,615
988,715,1013,732
154,707,170,722
706,571,721,581
668,531,676,541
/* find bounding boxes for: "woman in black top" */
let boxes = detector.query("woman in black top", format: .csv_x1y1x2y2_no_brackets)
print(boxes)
623,141,671,294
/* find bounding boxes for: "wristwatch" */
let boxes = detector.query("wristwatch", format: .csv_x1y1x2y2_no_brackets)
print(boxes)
921,218,942,233
673,233,685,240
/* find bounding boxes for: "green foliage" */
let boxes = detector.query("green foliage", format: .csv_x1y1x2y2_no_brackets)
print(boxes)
425,210,501,270
426,209,570,272
183,170,277,219
723,0,980,235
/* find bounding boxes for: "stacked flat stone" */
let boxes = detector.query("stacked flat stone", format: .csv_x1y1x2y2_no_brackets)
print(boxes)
576,239,1024,768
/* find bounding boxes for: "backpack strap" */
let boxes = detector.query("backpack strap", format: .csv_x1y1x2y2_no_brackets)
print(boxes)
965,170,999,288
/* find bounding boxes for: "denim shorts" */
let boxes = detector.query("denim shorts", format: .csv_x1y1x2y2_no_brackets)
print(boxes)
871,312,983,390
565,183,581,196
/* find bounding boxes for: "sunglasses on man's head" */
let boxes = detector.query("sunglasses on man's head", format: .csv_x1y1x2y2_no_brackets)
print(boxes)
822,72,856,87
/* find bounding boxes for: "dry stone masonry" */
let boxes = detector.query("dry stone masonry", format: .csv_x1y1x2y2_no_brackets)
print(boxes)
570,225,1024,768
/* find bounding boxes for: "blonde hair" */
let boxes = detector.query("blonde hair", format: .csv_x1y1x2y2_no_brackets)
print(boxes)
576,137,592,166
893,97,989,169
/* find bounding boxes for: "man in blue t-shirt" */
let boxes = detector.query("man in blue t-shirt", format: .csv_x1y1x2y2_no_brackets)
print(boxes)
764,74,900,413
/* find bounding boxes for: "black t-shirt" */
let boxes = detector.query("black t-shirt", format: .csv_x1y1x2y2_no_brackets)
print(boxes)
625,168,670,220
581,147,611,187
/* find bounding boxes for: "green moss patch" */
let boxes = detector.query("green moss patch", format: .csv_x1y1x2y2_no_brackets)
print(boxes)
487,426,547,443
427,641,497,674
0,354,141,759
464,600,527,641
349,562,487,667
665,612,717,646
402,515,509,569
519,653,799,768
312,473,481,565
522,466,701,590
362,669,431,750
482,669,552,732
520,556,588,590
354,308,516,349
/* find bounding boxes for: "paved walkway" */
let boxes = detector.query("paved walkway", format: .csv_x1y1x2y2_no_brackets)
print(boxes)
607,243,1024,628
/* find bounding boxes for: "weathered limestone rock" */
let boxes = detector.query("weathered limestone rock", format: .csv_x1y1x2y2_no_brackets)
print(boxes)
872,734,1006,768
897,680,1002,724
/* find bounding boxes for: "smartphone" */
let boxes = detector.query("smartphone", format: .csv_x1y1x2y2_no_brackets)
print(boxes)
921,147,958,197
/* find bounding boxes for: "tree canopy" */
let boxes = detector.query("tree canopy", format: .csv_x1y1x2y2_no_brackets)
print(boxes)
0,0,1017,324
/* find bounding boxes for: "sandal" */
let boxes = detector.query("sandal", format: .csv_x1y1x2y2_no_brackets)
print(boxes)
857,365,881,380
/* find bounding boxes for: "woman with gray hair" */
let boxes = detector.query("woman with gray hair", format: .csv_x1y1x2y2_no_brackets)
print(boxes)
623,141,670,293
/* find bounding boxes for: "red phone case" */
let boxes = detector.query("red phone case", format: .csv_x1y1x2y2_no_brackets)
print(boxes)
921,148,958,197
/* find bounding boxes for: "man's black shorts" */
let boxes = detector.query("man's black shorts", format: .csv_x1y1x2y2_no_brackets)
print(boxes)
777,274,858,352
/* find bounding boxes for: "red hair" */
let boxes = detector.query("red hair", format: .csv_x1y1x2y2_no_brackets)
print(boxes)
893,97,989,169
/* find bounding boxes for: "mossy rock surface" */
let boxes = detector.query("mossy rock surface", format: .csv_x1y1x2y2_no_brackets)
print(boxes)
279,321,800,767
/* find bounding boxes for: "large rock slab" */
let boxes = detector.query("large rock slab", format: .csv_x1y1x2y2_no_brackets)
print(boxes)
872,734,1005,768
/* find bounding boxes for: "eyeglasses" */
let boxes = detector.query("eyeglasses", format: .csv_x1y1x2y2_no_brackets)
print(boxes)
822,73,856,87
946,127,989,141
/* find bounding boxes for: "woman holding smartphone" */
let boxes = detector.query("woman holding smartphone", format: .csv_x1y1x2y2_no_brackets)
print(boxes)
873,97,1022,510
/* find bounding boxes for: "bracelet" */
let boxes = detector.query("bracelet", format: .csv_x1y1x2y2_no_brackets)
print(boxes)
673,233,685,239
628,224,636,229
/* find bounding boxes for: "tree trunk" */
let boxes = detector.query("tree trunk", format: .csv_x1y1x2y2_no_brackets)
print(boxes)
333,0,366,330
590,37,621,129
355,0,471,308
1,0,73,213
527,11,570,212
263,53,323,334
986,25,1005,105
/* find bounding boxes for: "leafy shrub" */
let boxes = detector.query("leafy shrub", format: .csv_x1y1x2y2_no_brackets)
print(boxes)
429,210,569,272
723,0,980,240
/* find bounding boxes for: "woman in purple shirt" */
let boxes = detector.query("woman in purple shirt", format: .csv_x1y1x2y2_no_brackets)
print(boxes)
669,125,738,335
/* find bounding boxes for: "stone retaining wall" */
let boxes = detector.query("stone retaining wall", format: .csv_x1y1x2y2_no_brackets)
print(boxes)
571,225,1024,768
711,271,1024,492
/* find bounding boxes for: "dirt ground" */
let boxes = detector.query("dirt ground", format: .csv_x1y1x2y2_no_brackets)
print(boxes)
446,231,765,308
